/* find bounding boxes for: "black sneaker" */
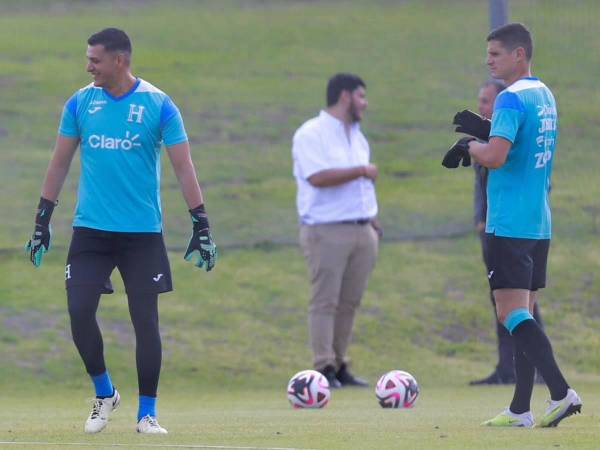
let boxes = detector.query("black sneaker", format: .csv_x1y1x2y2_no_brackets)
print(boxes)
469,370,515,385
319,365,342,389
336,363,369,387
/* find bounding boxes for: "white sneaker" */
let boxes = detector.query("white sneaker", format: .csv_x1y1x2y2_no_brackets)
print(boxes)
84,389,120,433
137,415,168,434
539,388,582,427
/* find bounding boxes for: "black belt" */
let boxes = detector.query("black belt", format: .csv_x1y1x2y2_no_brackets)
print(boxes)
337,218,371,225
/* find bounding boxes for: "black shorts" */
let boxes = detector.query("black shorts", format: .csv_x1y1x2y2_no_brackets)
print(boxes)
485,233,550,291
65,227,172,294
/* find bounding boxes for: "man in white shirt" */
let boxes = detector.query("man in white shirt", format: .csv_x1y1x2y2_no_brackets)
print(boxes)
292,73,380,388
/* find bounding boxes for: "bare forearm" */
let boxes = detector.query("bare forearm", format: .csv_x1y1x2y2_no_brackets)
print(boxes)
40,137,79,201
469,141,495,168
167,142,205,209
469,137,511,169
41,161,71,202
308,166,366,187
174,164,204,209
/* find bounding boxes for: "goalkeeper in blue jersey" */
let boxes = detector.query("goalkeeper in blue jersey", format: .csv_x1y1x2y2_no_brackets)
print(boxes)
462,23,581,428
25,28,217,434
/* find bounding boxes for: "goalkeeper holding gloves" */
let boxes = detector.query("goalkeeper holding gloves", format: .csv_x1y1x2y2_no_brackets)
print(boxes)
442,109,491,168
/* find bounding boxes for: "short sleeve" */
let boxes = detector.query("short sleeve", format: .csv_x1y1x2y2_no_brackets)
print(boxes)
292,130,328,179
161,96,188,146
490,91,525,143
58,93,79,137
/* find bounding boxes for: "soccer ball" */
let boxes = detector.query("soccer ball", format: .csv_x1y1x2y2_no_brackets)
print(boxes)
375,370,419,408
287,370,331,409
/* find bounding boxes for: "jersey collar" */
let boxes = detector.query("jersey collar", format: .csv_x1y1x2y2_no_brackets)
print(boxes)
103,78,141,101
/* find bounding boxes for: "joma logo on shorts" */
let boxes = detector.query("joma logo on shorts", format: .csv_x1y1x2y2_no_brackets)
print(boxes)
88,131,141,151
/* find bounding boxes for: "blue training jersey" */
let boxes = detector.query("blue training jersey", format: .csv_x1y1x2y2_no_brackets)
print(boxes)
59,78,188,232
486,77,557,239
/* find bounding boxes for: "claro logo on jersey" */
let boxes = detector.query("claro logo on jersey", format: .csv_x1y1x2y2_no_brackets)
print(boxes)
88,131,141,151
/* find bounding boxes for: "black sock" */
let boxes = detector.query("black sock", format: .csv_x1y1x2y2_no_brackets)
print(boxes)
509,341,535,414
511,319,569,401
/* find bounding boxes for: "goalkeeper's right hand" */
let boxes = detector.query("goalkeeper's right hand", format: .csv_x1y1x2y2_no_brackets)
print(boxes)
25,197,56,267
453,109,491,141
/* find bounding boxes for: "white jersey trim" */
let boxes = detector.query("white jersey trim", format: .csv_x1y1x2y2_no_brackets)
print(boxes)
136,79,166,95
507,79,546,93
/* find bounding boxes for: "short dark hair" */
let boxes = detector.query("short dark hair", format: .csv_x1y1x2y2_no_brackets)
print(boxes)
88,28,132,54
481,79,506,95
326,73,366,107
487,22,533,60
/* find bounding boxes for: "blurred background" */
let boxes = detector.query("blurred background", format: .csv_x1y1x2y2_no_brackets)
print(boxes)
1,0,598,392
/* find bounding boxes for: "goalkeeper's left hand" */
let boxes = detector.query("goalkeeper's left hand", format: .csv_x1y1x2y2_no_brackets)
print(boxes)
184,204,217,271
442,137,475,168
453,109,491,141
25,197,56,267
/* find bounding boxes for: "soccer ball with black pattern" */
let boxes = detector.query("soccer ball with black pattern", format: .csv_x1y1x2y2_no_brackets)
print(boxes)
375,370,419,409
287,370,330,409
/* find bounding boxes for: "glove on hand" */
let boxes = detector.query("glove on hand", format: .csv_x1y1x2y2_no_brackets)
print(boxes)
442,137,475,168
184,204,217,271
25,197,56,267
453,109,491,141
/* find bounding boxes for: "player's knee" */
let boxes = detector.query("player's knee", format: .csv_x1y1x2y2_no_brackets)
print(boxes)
67,287,100,321
131,313,159,333
67,299,94,322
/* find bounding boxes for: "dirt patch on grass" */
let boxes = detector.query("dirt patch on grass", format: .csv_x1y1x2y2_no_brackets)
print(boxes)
2,308,66,340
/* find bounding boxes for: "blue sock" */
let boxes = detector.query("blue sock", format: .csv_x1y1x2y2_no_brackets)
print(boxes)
91,371,114,398
503,308,534,335
138,395,157,421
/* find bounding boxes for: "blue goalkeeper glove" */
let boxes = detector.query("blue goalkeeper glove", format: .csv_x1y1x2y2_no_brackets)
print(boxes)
25,197,56,267
184,204,217,271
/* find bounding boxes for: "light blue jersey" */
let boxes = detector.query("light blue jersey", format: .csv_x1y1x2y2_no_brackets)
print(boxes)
59,78,188,232
486,77,557,239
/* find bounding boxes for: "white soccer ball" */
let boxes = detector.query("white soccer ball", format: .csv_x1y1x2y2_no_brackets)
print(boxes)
287,369,331,409
375,370,419,408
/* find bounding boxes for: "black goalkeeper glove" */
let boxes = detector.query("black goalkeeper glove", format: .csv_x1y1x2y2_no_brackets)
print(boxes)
25,197,56,267
453,109,491,141
184,204,217,271
442,137,475,168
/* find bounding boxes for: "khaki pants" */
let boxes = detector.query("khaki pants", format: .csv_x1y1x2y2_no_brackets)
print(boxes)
299,223,378,370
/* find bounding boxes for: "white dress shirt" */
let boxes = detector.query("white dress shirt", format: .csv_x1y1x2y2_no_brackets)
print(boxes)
292,110,378,225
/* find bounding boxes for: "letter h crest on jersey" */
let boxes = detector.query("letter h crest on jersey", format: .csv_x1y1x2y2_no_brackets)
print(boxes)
128,104,145,123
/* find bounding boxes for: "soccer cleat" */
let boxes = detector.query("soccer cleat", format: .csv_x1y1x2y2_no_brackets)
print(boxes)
137,415,168,434
482,408,535,427
84,389,120,433
538,388,582,427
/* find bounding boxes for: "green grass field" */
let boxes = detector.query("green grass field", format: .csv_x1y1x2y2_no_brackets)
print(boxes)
2,384,600,450
1,1,599,448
